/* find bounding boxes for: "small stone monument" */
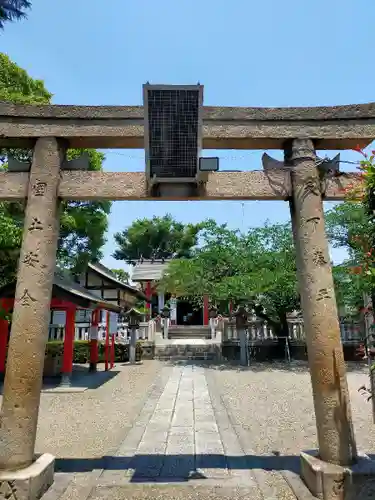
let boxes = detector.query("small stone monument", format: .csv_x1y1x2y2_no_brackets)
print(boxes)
209,305,218,339
234,305,249,366
124,308,142,364
160,305,171,339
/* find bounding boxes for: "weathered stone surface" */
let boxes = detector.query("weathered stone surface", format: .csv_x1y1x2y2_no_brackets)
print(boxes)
0,101,374,149
2,101,375,119
0,170,363,202
300,450,375,500
0,453,54,500
0,138,63,470
88,483,264,500
289,139,354,466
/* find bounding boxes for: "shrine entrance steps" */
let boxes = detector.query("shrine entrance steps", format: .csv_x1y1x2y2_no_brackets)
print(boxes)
154,327,222,361
168,325,211,340
154,340,221,362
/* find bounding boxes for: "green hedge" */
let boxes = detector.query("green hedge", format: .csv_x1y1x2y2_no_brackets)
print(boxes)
45,340,142,363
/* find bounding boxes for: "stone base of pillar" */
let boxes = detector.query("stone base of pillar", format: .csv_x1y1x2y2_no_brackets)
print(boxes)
88,363,97,373
300,450,375,500
59,374,71,387
0,453,55,500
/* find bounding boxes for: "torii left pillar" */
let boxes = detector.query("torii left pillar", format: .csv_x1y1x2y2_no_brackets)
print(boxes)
0,137,63,480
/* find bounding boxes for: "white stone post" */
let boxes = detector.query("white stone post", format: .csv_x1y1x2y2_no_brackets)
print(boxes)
129,327,137,364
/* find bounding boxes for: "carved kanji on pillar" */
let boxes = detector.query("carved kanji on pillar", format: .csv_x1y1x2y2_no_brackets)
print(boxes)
286,138,355,466
0,137,64,471
31,180,47,197
0,480,18,500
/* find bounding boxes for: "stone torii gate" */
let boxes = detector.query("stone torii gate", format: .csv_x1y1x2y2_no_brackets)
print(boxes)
0,98,373,500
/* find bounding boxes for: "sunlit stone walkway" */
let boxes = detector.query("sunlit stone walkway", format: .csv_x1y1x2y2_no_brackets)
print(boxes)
40,360,375,499
100,365,247,482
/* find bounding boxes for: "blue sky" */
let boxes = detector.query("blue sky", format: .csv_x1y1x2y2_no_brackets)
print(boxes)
1,0,374,272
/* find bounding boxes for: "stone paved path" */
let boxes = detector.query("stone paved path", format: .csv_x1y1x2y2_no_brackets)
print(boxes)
99,365,256,483
47,364,299,499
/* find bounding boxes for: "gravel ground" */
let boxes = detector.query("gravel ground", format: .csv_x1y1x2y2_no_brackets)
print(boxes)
207,361,375,458
28,361,163,459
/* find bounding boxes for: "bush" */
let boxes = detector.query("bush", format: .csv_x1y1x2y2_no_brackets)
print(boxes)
45,340,143,363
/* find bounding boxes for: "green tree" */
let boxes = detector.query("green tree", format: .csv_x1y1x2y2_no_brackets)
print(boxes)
159,220,300,337
325,201,371,263
110,268,130,283
332,264,364,318
325,201,372,312
113,214,205,264
0,1,31,30
0,53,111,283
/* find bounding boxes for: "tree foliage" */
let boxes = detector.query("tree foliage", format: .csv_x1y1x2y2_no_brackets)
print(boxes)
0,53,111,284
0,1,31,30
113,214,205,264
332,264,365,317
110,268,130,284
325,201,371,262
325,201,371,314
159,221,300,335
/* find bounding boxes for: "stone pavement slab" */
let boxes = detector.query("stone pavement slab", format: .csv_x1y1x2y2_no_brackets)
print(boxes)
33,362,165,461
72,483,265,500
94,365,264,488
41,362,301,499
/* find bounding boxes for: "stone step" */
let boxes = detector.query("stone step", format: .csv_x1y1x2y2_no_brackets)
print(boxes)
168,326,212,340
154,345,219,353
155,353,216,361
155,344,221,361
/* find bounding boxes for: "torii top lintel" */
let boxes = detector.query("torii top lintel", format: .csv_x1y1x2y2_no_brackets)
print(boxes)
0,101,374,150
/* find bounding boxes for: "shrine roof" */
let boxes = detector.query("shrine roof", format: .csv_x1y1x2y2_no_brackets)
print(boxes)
0,273,122,312
131,260,170,282
54,273,122,311
86,262,146,300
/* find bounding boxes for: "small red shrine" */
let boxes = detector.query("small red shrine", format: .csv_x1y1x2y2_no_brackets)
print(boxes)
0,264,147,386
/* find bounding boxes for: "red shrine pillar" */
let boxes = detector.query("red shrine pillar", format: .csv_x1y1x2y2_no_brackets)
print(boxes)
145,281,152,319
61,306,76,387
105,311,110,371
203,295,209,326
89,308,100,372
110,333,115,369
0,299,11,381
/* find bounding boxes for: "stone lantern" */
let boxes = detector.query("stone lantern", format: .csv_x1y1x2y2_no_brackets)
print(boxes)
209,305,218,319
124,308,143,364
234,305,249,326
209,305,218,339
160,305,171,318
160,305,171,339
234,305,249,366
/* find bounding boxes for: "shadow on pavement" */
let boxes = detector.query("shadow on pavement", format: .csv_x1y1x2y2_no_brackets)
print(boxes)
43,367,121,390
55,452,301,480
161,359,369,374
55,452,375,482
0,365,121,394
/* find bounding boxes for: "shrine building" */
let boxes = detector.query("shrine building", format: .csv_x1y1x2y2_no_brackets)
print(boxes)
0,262,146,383
131,259,210,325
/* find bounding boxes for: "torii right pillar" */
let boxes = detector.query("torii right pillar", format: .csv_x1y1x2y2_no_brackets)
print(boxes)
286,139,363,500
